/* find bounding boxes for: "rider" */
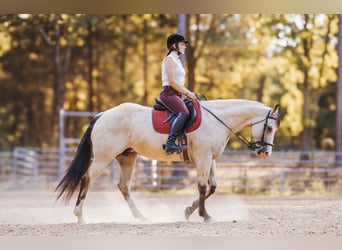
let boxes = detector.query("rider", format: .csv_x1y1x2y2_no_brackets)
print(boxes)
159,33,198,155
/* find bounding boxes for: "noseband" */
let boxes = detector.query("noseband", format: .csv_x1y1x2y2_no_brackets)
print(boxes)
199,103,277,153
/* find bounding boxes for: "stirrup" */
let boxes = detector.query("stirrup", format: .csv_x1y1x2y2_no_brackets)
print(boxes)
165,146,187,155
163,144,187,155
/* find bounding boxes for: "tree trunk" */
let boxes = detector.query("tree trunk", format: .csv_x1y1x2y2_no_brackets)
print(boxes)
87,20,94,111
119,15,128,97
257,74,266,102
142,17,148,105
53,14,66,148
300,15,312,161
186,14,197,91
53,14,65,115
301,71,311,149
186,44,196,91
178,14,187,66
336,14,342,166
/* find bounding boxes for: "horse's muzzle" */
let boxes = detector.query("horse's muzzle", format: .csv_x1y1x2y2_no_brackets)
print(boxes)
248,141,273,158
256,146,271,158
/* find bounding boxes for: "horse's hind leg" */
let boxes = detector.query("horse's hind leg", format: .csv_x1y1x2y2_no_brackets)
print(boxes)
185,159,217,221
116,150,147,221
73,175,90,224
73,158,109,224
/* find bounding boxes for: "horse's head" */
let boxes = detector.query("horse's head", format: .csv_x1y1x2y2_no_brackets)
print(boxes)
250,104,281,158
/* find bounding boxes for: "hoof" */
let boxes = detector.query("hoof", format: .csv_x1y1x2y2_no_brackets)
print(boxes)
185,206,193,220
77,218,86,224
204,216,213,223
138,216,149,222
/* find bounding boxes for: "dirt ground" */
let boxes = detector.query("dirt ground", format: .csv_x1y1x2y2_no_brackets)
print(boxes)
0,189,342,236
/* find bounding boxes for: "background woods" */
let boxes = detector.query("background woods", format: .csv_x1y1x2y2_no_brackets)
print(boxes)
0,14,341,153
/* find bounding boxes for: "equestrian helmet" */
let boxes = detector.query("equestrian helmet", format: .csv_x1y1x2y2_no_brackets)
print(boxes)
166,33,188,50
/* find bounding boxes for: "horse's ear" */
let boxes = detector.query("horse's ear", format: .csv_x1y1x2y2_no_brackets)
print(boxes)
271,104,280,115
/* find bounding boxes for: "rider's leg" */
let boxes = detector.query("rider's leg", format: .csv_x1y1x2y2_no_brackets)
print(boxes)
160,88,190,154
165,112,188,154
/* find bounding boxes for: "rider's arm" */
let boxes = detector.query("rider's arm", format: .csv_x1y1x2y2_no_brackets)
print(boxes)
165,58,197,100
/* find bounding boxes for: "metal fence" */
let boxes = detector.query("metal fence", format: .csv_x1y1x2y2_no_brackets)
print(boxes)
1,147,342,194
132,150,342,194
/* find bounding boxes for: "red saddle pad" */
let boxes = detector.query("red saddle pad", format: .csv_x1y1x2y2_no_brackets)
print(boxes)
152,100,202,134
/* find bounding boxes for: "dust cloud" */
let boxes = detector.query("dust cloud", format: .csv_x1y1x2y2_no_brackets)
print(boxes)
79,191,250,224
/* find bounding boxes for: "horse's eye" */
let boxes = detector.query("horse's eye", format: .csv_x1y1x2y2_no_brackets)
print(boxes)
267,126,272,133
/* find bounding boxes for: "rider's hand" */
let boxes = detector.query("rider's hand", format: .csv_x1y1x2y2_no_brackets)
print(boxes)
185,91,198,100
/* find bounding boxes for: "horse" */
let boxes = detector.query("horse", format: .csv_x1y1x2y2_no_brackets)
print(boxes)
56,99,281,223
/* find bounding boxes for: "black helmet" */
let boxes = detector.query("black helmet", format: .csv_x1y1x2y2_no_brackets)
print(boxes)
166,33,188,50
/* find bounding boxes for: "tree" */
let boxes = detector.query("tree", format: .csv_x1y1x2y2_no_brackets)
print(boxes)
268,14,338,151
0,14,339,152
185,14,215,92
0,14,57,147
336,14,342,165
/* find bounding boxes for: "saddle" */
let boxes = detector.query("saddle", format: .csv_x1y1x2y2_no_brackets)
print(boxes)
152,98,202,161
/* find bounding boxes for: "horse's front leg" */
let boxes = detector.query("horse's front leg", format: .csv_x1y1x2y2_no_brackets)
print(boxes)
198,184,212,222
185,160,217,221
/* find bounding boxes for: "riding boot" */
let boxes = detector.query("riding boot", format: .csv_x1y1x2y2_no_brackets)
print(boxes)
165,112,188,155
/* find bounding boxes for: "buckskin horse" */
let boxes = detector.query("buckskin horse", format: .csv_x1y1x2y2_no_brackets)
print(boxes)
56,98,281,223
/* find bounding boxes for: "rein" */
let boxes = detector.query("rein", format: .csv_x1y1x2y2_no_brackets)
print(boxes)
195,95,277,153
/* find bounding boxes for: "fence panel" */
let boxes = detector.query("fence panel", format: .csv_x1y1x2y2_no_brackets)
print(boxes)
132,150,342,194
2,148,342,193
12,147,40,185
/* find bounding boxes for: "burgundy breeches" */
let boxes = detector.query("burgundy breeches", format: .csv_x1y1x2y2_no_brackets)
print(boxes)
159,86,189,116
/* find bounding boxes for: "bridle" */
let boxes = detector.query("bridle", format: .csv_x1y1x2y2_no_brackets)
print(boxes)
248,109,278,153
199,102,278,154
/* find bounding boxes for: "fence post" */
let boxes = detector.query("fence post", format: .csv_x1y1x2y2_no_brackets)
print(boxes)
58,109,65,179
151,159,158,189
280,150,285,194
12,148,18,185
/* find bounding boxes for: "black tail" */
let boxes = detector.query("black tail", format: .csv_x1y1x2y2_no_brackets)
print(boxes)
55,113,102,203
